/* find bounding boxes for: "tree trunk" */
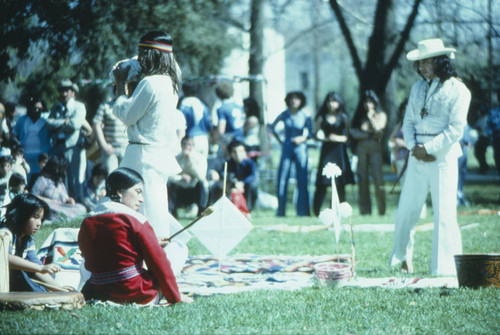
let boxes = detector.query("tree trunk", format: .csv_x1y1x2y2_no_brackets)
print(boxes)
312,0,322,111
249,0,268,151
328,0,423,158
249,0,265,122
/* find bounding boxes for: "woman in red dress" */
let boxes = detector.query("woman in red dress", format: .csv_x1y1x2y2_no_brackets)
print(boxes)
78,167,192,304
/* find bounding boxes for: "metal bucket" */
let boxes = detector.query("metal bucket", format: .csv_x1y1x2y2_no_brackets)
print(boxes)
454,253,500,288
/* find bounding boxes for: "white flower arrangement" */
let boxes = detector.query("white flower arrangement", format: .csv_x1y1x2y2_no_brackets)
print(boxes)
319,208,342,244
339,202,353,218
319,164,355,275
322,162,342,179
319,163,353,247
319,208,336,226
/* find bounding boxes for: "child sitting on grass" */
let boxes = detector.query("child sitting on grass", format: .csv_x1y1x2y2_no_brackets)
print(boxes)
27,152,49,192
0,155,13,210
81,163,107,211
31,155,87,221
0,193,67,292
9,172,26,199
10,143,30,185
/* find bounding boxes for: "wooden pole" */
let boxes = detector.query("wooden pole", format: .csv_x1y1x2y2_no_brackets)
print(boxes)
219,162,229,272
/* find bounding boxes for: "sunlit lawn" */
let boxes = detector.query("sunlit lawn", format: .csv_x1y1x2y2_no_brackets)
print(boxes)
2,163,499,334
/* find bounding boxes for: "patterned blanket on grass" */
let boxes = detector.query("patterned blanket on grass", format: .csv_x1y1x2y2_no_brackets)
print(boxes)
33,228,459,296
177,255,458,296
37,228,82,289
177,255,339,296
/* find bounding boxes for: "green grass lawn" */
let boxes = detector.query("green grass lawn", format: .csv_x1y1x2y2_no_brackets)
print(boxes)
1,175,499,334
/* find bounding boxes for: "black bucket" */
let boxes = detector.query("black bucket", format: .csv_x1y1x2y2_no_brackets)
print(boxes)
454,254,500,288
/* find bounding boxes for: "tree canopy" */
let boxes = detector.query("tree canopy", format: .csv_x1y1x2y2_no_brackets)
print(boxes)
1,0,238,104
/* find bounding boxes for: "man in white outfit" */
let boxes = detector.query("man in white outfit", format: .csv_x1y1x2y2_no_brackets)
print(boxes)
389,38,471,276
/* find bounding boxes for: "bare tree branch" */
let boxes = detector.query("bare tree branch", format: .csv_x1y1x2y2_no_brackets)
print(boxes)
277,0,295,15
336,0,372,25
380,0,423,89
215,16,249,32
282,18,336,50
329,0,363,79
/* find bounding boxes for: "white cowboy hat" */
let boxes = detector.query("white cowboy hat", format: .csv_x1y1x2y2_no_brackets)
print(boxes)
58,79,79,93
406,38,456,61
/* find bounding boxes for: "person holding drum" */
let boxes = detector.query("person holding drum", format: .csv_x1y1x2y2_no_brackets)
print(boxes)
112,30,183,240
0,193,67,292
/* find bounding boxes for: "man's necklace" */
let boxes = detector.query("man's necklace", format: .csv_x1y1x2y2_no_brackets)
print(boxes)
421,80,440,119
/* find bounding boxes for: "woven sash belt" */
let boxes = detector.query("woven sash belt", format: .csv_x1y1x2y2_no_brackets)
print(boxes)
90,264,144,285
414,133,440,144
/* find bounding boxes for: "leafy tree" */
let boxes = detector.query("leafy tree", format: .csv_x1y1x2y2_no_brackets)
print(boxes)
0,0,238,105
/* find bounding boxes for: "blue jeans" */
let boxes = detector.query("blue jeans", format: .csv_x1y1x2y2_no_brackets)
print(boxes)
276,143,310,216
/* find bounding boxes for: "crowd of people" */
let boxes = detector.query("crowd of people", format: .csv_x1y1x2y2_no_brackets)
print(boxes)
2,34,499,305
0,80,93,222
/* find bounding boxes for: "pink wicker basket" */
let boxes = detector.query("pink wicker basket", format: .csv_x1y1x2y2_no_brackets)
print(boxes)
314,260,352,287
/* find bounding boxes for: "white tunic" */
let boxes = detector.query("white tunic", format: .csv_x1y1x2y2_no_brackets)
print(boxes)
403,77,470,162
113,75,181,237
113,75,181,178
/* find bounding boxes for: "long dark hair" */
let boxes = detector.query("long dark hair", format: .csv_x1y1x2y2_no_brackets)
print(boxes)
414,55,457,82
105,168,143,202
243,96,261,120
26,96,46,121
398,98,409,122
351,90,381,128
2,193,50,236
138,30,180,94
41,156,68,183
316,91,346,121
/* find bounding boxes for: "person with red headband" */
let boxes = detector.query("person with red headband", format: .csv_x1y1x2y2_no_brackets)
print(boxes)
112,31,182,240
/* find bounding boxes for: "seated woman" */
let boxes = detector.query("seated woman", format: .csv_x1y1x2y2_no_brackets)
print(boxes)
0,193,66,292
31,156,87,222
78,167,192,305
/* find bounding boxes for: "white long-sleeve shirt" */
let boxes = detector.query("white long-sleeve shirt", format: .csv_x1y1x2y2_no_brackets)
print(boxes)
403,77,471,162
113,75,181,178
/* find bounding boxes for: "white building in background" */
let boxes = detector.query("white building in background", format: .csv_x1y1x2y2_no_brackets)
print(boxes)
218,27,286,124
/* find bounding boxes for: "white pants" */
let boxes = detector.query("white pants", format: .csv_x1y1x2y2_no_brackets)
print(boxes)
120,144,181,239
101,146,126,174
389,155,462,276
139,166,170,239
164,240,189,276
396,159,427,219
